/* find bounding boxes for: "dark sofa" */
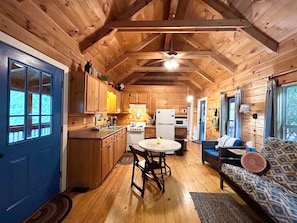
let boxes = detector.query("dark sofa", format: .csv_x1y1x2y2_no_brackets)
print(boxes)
202,135,245,170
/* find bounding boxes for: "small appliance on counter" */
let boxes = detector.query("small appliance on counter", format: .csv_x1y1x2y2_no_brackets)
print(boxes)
174,116,188,128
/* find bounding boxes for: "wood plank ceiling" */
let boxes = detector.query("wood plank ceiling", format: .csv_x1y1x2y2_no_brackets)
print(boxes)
1,0,297,91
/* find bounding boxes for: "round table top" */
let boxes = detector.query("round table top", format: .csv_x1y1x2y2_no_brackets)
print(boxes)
138,138,181,153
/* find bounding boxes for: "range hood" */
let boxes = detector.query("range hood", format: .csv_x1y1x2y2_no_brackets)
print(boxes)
129,104,146,109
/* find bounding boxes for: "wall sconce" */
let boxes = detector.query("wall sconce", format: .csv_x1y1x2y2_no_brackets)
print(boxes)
239,104,258,119
186,95,194,102
239,104,250,114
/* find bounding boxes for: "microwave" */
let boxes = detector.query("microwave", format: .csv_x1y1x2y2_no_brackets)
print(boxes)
175,117,188,128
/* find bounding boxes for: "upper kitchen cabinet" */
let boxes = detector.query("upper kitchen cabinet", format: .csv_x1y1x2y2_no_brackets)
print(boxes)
121,92,148,112
107,86,122,113
98,81,107,113
69,71,107,114
107,91,116,113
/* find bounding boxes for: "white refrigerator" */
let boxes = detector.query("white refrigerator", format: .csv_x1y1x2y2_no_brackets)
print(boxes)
156,109,175,154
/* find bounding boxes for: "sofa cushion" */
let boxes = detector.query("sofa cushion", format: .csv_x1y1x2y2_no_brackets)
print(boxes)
221,163,297,223
204,149,219,157
217,135,231,146
216,135,243,149
260,137,297,193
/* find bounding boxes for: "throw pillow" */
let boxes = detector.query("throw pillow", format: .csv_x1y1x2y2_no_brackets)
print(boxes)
217,135,230,147
241,152,267,173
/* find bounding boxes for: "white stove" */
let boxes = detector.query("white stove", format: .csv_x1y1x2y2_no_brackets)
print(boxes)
126,122,146,151
127,122,146,132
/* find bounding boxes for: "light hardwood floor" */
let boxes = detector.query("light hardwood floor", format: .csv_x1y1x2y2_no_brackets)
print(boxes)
63,141,264,223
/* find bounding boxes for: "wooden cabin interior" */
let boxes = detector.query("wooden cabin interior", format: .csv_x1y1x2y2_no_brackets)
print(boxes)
1,0,297,222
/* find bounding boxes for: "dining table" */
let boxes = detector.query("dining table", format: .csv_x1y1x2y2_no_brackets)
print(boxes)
138,138,181,153
138,138,181,175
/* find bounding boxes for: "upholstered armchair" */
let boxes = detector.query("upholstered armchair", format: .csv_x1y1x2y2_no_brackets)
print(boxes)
202,135,245,170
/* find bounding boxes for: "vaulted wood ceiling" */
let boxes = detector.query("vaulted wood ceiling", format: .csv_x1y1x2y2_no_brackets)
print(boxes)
1,0,297,92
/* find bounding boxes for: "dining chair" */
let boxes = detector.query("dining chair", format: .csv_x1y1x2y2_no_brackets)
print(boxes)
145,137,171,176
129,145,164,197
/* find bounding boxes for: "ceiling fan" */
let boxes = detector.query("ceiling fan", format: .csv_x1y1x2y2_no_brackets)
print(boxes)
147,34,183,69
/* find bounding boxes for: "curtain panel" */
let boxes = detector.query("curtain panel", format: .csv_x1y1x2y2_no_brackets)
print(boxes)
220,93,227,137
263,79,277,140
234,88,242,138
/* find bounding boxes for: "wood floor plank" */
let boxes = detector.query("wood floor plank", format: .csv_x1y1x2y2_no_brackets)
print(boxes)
64,141,264,223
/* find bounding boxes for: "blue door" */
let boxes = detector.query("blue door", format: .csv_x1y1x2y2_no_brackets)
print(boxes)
0,42,63,223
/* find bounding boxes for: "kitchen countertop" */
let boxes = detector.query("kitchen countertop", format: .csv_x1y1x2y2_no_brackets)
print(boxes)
68,126,127,139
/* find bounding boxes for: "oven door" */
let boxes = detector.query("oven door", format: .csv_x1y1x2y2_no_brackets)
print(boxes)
126,131,145,151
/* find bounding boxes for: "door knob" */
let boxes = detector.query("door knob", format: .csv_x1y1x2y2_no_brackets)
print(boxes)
0,153,3,158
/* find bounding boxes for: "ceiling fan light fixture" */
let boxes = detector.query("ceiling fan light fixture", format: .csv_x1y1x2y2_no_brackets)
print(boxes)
164,58,179,70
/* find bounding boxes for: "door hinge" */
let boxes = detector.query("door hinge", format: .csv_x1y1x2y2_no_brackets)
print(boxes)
61,126,63,133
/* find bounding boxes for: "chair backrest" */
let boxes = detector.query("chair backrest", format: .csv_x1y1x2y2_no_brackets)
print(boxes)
130,145,145,163
129,145,153,165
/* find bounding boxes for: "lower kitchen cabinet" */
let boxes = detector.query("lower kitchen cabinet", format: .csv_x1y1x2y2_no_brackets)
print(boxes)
145,126,156,138
67,128,127,190
101,135,114,180
67,139,102,189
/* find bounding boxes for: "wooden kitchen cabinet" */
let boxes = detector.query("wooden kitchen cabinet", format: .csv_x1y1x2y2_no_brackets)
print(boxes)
69,71,98,114
107,91,116,113
67,138,102,189
101,135,114,180
115,90,122,113
98,80,107,112
145,127,156,138
121,92,148,112
113,131,121,164
69,71,107,114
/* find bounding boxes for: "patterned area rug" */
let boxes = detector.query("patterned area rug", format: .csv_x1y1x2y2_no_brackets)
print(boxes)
190,192,253,223
23,193,72,223
117,152,134,165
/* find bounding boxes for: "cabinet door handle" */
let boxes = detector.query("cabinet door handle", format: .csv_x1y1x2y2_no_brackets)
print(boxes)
0,153,3,158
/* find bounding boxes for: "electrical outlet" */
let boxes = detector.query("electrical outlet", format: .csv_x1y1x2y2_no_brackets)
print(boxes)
83,118,86,124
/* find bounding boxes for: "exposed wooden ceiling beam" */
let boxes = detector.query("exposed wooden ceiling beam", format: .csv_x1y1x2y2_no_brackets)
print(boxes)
140,75,190,81
116,28,237,33
79,0,153,53
134,81,184,85
164,0,179,51
126,51,212,59
202,0,278,53
105,34,160,73
132,66,198,72
107,19,251,31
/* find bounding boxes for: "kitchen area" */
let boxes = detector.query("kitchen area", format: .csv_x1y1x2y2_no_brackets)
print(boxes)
67,79,191,191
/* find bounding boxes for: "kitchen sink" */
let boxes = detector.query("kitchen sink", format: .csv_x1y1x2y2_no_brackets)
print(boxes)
101,126,123,131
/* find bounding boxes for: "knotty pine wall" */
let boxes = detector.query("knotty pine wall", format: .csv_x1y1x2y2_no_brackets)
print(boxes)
196,33,297,150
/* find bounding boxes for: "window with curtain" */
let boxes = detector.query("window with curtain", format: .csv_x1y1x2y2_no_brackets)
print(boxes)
227,97,235,137
276,83,297,140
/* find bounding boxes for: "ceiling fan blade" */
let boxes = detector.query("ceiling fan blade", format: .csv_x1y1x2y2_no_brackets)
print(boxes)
146,59,167,66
